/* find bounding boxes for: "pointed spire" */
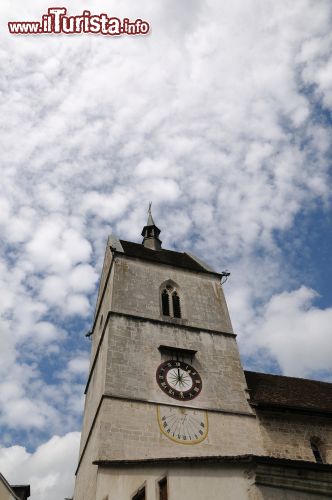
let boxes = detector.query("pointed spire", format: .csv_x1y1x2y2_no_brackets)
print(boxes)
147,202,155,226
141,202,162,250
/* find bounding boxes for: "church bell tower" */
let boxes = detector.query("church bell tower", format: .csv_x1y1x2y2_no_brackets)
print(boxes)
73,207,260,500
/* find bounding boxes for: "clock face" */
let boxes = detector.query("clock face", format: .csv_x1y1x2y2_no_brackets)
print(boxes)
156,360,202,401
157,405,208,444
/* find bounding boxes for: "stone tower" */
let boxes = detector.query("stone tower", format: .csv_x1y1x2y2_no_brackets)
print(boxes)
73,208,262,500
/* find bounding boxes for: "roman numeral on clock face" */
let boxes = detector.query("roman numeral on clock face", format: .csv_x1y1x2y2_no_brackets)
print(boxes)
156,360,202,401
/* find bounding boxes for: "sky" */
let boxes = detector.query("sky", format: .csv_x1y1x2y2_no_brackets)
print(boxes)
0,0,331,498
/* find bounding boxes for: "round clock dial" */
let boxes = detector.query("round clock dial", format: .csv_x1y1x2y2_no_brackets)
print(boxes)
156,360,202,401
157,406,208,444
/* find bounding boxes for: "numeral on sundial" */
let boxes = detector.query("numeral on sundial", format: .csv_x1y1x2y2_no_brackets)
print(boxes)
157,407,208,445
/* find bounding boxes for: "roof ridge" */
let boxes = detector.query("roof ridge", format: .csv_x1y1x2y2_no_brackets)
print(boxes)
120,239,185,254
245,370,332,386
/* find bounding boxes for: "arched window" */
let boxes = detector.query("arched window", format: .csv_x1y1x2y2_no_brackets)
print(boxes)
158,477,168,500
160,282,182,319
161,289,170,316
172,291,181,318
310,437,324,464
132,485,146,500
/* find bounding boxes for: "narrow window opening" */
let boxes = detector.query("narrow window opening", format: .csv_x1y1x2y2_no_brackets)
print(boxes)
310,438,323,464
162,289,170,316
172,291,181,318
159,477,168,500
132,486,145,500
99,314,104,331
160,282,183,319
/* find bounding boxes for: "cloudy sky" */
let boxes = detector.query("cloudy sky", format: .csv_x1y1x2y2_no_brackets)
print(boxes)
0,0,331,498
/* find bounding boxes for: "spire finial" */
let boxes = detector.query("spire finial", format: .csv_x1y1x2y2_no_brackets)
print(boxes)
141,202,162,250
146,201,155,226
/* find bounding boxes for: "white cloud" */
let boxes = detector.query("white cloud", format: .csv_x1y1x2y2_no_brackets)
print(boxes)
26,222,92,273
68,264,99,293
251,287,332,378
0,0,331,497
67,357,90,377
32,322,65,344
0,433,80,500
40,276,68,305
4,399,46,430
82,190,133,219
40,265,97,313
66,294,90,316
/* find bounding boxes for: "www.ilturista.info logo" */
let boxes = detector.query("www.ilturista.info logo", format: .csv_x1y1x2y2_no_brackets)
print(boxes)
8,8,150,36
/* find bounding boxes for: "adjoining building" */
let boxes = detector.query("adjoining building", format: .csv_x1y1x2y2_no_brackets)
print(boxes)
0,472,30,500
73,208,332,499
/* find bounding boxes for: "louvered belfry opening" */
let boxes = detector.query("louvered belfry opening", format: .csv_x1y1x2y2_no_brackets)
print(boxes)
172,291,181,318
161,289,170,316
161,283,182,319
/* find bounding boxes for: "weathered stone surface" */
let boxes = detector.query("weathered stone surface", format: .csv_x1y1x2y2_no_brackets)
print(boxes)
111,256,233,333
104,314,251,413
95,461,332,500
256,410,332,463
96,398,261,462
74,235,332,500
96,464,252,500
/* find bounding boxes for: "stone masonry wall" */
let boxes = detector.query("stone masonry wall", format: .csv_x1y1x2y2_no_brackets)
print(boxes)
74,409,102,500
79,326,108,458
105,314,251,414
90,251,115,362
94,242,113,322
96,464,252,500
111,256,233,333
97,398,262,461
257,410,332,463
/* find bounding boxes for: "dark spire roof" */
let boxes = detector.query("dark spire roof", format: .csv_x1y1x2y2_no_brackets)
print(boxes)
120,240,219,274
146,201,155,226
141,203,162,251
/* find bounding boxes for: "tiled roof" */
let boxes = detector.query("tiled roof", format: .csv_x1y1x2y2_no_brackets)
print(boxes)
118,240,218,275
245,371,332,414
